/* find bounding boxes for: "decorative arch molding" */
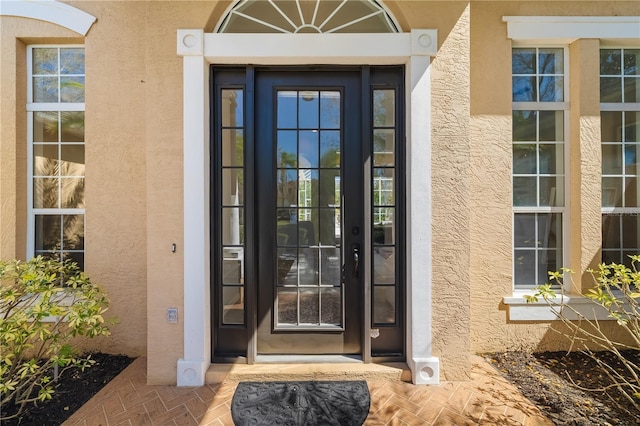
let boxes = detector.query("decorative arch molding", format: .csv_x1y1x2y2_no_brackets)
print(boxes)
0,0,96,36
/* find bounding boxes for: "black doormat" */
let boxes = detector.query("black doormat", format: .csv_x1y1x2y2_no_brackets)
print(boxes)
231,380,370,426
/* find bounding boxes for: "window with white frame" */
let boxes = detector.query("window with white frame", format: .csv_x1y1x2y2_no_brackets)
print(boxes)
512,47,567,289
28,46,85,269
601,48,640,266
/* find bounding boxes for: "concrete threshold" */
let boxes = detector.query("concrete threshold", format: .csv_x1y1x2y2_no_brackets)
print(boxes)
206,360,411,384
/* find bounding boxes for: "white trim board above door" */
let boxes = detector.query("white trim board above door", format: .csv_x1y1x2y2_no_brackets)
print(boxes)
176,29,439,386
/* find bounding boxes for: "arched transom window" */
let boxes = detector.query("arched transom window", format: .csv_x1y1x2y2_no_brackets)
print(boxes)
217,0,399,33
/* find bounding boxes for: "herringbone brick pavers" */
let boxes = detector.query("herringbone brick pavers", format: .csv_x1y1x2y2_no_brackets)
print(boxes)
63,356,553,425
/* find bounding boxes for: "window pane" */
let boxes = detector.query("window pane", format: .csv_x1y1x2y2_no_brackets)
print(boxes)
513,176,537,206
539,111,563,141
513,111,536,141
602,144,622,175
512,76,536,102
318,208,339,246
539,176,563,207
277,169,297,207
60,145,85,176
299,130,319,168
34,178,59,208
277,130,297,167
222,287,244,324
625,144,639,174
319,169,340,207
374,247,395,284
373,129,395,166
320,91,340,129
373,169,394,206
539,76,563,102
513,144,536,174
299,288,320,324
601,77,622,102
514,250,535,286
60,48,84,74
538,49,564,75
60,178,84,208
622,214,640,248
62,214,84,250
514,214,536,247
222,168,243,206
222,250,243,284
602,214,621,249
512,48,536,74
373,209,395,245
538,213,562,249
373,286,395,324
222,207,244,245
277,288,297,325
34,111,58,142
33,76,58,102
601,111,623,142
539,144,563,174
320,246,341,285
221,89,243,127
298,91,319,129
624,50,640,76
601,49,622,75
320,130,340,167
373,90,395,126
222,129,244,167
33,144,58,176
624,77,639,103
625,177,638,207
33,48,58,75
320,288,341,325
64,251,84,271
625,112,639,142
538,250,560,283
277,91,297,128
298,170,318,208
60,76,84,102
60,112,85,142
602,177,623,207
35,215,61,251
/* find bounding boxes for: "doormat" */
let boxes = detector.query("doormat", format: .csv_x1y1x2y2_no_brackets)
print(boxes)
231,380,370,426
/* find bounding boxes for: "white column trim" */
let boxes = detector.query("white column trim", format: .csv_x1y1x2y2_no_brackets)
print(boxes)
0,0,96,35
177,28,439,386
177,30,210,386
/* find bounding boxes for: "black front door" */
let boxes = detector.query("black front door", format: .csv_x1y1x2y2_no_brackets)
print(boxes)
212,66,406,362
255,70,362,355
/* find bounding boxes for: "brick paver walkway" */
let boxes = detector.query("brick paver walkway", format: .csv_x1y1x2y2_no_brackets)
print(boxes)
63,355,552,425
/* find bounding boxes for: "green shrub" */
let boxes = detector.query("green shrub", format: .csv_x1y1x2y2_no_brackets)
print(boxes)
0,256,111,420
526,256,640,411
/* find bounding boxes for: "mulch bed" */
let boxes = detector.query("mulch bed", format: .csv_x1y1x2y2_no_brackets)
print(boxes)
487,350,640,426
1,353,134,425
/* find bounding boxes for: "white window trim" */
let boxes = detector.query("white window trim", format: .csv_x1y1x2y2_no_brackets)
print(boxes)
503,16,640,44
26,45,85,262
176,29,438,386
0,0,96,36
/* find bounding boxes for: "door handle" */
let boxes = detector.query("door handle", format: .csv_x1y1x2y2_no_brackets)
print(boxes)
352,245,360,278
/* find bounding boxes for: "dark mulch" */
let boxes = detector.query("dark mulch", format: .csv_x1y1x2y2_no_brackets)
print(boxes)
487,350,640,426
1,353,134,426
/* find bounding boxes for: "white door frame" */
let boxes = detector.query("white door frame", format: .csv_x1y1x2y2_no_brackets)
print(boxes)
176,29,440,386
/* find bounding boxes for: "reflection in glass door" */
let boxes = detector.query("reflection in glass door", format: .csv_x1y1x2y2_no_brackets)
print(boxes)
275,90,344,329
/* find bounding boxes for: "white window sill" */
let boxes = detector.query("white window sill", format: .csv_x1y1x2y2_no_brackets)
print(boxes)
504,291,616,321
